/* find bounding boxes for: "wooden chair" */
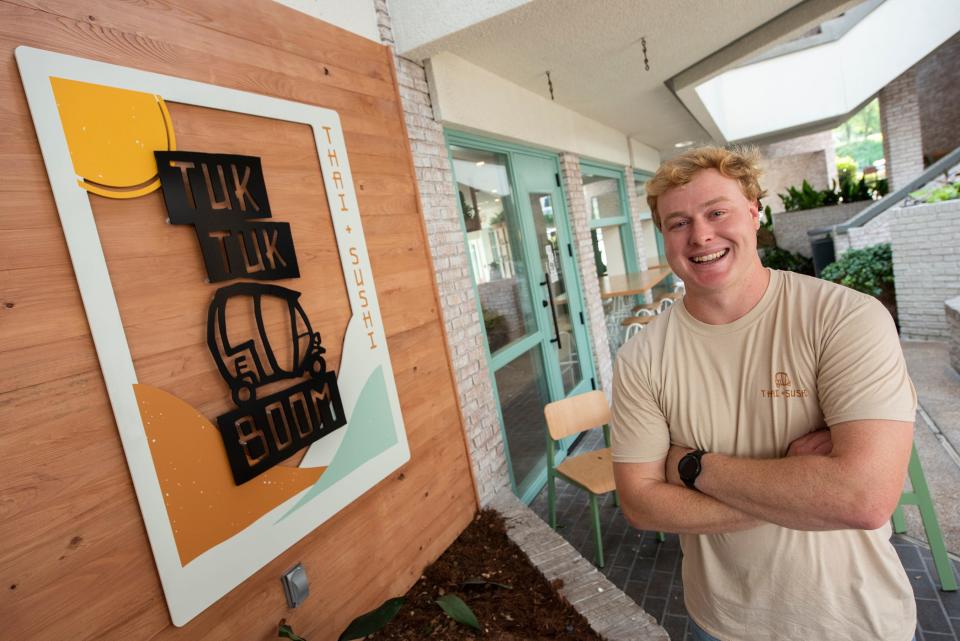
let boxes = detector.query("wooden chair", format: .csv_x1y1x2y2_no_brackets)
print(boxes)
621,315,655,341
632,301,660,315
891,444,957,591
657,291,683,313
544,390,618,567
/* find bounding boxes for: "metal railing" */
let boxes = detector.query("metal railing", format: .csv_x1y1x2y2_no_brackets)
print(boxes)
805,145,960,275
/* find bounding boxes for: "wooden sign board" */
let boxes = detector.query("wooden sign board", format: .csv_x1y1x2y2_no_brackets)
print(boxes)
16,45,410,626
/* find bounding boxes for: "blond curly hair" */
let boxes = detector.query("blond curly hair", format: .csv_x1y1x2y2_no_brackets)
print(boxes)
645,146,766,229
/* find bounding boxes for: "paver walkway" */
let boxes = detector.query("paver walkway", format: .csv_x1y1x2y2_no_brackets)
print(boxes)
531,463,960,640
530,340,960,640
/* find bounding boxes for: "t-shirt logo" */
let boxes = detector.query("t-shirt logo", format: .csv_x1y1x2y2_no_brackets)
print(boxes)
761,370,810,398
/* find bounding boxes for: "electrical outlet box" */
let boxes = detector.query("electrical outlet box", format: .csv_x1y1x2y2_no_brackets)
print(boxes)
281,563,309,608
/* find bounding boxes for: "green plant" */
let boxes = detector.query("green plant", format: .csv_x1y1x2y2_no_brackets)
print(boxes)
820,243,893,297
835,138,884,171
482,307,510,352
759,247,814,275
836,156,858,181
337,592,484,638
279,620,308,641
435,594,480,630
779,179,828,211
910,182,960,203
779,174,887,212
337,598,406,641
757,204,777,249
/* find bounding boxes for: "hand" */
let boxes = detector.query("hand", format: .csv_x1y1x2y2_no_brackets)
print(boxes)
786,428,833,457
665,444,694,487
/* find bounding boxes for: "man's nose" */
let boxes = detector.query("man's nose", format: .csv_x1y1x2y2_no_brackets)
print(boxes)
688,218,714,245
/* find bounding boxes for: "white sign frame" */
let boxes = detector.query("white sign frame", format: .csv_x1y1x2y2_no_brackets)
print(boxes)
15,46,409,626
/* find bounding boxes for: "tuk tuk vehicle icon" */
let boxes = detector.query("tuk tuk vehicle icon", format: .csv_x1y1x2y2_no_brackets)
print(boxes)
207,283,327,407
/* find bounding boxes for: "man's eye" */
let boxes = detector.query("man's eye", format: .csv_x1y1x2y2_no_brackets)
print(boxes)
669,220,687,230
710,210,725,217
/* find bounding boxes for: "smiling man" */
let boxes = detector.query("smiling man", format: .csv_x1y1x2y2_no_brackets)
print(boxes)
611,147,917,641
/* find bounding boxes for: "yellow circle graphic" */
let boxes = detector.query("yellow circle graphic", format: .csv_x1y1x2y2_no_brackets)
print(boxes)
51,77,176,199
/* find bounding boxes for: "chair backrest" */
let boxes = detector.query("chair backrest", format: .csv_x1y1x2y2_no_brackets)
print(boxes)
544,390,611,441
624,322,645,340
658,297,674,313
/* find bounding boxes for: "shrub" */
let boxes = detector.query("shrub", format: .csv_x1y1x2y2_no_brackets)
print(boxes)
820,243,893,298
760,247,814,275
910,182,960,203
778,174,887,212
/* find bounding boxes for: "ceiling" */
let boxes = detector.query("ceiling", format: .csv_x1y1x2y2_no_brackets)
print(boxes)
398,0,824,153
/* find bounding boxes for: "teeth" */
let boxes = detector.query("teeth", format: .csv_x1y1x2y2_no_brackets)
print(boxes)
691,250,727,263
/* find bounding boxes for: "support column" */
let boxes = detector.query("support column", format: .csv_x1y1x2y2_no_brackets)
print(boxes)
880,68,924,192
560,153,614,398
624,166,650,271
376,0,509,505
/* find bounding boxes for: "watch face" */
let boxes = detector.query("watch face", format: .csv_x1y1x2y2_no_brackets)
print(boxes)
679,453,700,480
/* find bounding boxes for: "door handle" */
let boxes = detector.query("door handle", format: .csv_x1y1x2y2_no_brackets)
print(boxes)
539,279,562,349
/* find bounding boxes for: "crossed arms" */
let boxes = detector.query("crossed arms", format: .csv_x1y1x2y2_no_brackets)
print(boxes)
613,419,914,534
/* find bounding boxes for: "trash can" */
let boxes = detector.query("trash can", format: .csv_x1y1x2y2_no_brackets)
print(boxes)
809,231,836,277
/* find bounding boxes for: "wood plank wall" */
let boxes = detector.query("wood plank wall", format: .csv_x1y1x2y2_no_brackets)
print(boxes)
0,1,479,639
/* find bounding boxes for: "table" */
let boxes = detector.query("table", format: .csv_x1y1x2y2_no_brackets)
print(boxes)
598,265,673,299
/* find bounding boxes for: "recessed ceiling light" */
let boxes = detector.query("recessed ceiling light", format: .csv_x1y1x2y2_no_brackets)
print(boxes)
476,161,486,167
491,189,499,193
674,140,695,148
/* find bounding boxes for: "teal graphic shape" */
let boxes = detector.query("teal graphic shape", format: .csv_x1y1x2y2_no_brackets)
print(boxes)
279,365,397,521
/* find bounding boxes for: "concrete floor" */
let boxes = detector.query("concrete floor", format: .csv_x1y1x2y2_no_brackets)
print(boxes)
531,339,960,640
902,341,960,556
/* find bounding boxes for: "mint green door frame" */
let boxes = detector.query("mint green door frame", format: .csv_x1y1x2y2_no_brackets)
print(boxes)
445,130,596,504
580,160,639,273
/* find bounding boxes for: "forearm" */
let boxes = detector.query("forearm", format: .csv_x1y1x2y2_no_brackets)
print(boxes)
696,452,893,531
617,476,762,534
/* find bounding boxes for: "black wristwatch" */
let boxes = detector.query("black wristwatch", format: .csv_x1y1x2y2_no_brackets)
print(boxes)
678,449,706,490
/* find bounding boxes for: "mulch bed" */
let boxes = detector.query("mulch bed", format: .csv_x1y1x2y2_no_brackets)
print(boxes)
368,509,605,640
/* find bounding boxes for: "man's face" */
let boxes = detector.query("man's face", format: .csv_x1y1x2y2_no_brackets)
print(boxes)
657,168,763,298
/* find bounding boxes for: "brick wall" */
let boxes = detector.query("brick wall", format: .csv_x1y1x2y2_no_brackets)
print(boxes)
890,200,960,340
831,206,897,258
762,151,834,214
376,0,509,504
561,153,614,397
946,296,960,374
917,31,960,163
880,68,925,192
759,131,836,214
761,130,836,159
846,208,894,251
624,166,650,271
772,200,871,257
477,278,522,345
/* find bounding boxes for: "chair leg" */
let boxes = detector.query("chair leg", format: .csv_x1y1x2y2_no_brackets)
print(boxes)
612,489,620,508
891,505,908,534
656,531,666,543
589,494,604,568
905,445,957,591
548,472,557,530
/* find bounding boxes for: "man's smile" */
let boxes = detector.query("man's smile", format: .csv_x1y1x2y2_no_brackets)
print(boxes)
690,249,729,264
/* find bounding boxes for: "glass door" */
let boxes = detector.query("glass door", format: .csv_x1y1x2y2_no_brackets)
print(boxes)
448,139,594,502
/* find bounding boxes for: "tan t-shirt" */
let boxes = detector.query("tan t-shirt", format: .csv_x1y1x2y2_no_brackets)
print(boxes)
611,269,917,641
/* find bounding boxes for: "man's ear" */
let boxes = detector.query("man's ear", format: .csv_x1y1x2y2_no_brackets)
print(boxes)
750,199,761,230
